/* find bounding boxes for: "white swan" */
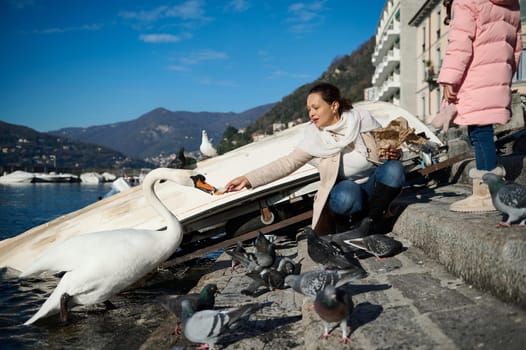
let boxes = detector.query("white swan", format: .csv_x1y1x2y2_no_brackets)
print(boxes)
200,130,218,158
20,168,185,325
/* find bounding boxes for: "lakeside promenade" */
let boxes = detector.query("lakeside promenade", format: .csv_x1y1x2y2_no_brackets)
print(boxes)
140,155,526,349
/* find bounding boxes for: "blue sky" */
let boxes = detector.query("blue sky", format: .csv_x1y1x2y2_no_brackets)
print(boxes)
1,0,385,132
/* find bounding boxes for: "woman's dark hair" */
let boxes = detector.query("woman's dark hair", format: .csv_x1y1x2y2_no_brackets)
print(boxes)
443,0,453,25
308,82,353,114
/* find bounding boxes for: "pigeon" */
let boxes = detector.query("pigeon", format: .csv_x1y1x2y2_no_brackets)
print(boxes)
320,226,373,253
157,283,219,334
254,231,273,253
225,233,276,273
481,173,526,227
242,257,299,295
313,284,354,343
243,268,287,295
230,241,247,272
200,129,218,158
306,228,357,270
168,147,187,169
343,234,403,259
284,267,367,299
275,256,301,276
181,300,265,350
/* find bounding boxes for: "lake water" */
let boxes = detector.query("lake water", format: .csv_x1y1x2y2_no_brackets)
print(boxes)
0,183,112,240
0,183,213,349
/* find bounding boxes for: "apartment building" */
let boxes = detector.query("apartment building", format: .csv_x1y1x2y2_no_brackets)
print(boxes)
408,0,447,124
369,0,526,125
366,0,421,115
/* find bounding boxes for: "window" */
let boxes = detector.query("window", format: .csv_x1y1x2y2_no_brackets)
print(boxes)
437,10,441,38
422,26,426,52
436,47,442,71
421,95,427,122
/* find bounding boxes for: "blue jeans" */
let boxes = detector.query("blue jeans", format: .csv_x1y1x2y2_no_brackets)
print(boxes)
328,160,405,216
468,125,496,171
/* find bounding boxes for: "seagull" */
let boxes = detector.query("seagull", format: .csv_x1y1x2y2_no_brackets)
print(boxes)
306,228,357,270
313,284,354,343
482,173,526,227
284,268,367,300
343,234,403,259
19,168,186,325
181,300,267,350
157,283,219,334
200,129,218,158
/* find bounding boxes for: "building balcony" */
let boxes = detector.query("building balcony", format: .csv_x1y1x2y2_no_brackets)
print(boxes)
372,47,400,85
364,86,379,101
377,72,401,101
372,21,400,64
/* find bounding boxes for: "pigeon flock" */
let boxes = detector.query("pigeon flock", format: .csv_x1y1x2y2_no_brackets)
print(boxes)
159,227,403,348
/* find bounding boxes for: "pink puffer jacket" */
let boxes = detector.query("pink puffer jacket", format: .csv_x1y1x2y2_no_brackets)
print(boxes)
437,0,521,126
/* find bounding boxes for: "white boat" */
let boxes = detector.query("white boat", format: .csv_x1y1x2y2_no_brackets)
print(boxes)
101,172,117,182
80,172,104,184
0,101,444,272
33,172,79,183
0,170,35,184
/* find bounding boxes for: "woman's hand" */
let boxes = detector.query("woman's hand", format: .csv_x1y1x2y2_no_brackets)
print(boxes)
379,147,402,161
225,176,252,192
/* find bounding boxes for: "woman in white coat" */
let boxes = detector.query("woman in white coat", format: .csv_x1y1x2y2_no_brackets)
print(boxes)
225,83,404,236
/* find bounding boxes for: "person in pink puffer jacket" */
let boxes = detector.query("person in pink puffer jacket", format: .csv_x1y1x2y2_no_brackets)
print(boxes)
437,0,521,212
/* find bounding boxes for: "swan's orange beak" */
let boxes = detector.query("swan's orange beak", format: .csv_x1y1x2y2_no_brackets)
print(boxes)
190,174,225,195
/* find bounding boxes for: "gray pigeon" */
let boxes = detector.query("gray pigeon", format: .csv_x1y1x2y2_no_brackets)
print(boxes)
242,257,300,296
225,233,276,273
313,284,354,343
343,234,403,259
275,256,301,275
284,267,367,299
253,231,273,253
230,241,247,272
482,173,526,227
157,283,219,334
181,300,265,349
306,228,357,269
243,268,287,295
321,229,368,253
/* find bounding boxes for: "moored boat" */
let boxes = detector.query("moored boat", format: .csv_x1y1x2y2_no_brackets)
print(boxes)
32,172,79,183
80,172,104,184
0,170,35,184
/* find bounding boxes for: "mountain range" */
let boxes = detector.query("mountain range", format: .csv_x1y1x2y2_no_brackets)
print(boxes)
48,103,275,160
0,120,153,171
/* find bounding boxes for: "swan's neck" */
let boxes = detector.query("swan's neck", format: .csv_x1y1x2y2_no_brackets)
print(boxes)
142,168,183,239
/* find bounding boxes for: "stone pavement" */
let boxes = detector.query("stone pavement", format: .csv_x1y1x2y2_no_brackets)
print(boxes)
141,217,526,349
140,155,526,350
